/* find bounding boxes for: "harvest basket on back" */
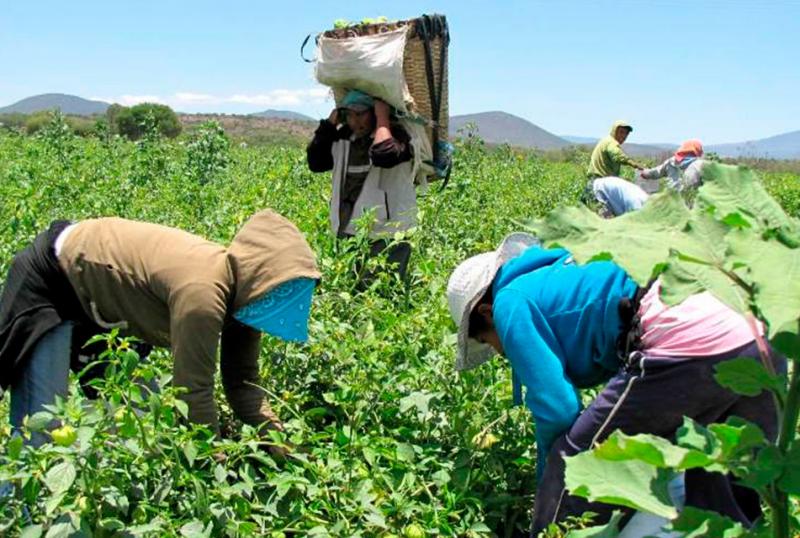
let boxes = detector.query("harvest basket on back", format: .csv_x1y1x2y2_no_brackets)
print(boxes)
305,14,451,180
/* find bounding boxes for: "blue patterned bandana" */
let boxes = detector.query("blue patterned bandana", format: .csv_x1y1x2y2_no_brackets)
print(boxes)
234,278,316,342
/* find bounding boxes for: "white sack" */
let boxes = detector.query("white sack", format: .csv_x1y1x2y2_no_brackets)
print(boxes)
315,28,412,113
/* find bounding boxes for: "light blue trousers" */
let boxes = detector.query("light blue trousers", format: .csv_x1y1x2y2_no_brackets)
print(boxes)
10,321,72,447
592,176,649,216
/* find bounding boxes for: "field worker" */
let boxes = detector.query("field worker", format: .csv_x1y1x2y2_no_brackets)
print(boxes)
586,121,647,216
640,139,707,193
447,233,783,533
307,89,416,287
0,210,320,450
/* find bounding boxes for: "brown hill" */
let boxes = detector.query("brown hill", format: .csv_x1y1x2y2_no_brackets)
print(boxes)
180,113,316,145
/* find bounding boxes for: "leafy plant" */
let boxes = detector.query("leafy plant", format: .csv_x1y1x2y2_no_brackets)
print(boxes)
0,128,798,536
527,163,800,537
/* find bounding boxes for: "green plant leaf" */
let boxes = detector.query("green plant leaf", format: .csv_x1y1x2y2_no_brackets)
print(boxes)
20,525,43,538
739,446,783,490
43,461,76,495
714,357,786,397
725,230,800,340
697,163,798,238
593,431,713,470
564,451,678,518
665,506,747,537
565,511,623,537
528,190,692,286
180,520,212,538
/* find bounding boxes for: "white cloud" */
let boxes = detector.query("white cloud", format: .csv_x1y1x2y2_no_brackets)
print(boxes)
174,92,217,103
93,88,331,109
90,95,165,106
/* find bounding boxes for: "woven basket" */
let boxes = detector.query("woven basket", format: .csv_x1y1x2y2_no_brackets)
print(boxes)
324,16,449,144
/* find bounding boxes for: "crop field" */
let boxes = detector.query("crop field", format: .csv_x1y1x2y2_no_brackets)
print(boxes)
1,118,799,537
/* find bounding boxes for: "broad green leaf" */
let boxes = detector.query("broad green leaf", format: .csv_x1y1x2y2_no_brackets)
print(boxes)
182,441,197,467
676,418,720,456
396,442,416,463
399,390,436,417
528,190,692,285
713,357,786,397
697,163,798,238
565,511,622,537
44,523,74,538
7,435,23,460
180,520,212,538
26,411,53,432
593,431,713,470
707,418,767,458
658,211,748,310
564,451,678,518
739,446,783,490
665,506,746,537
20,524,43,538
726,230,800,340
43,461,76,495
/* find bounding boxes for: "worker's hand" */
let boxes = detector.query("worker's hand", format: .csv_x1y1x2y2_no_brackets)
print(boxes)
327,108,339,125
374,99,391,122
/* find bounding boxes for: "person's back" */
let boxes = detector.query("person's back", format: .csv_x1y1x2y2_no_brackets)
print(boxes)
640,140,706,192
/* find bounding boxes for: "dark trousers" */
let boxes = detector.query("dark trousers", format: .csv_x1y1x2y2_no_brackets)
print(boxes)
531,341,784,535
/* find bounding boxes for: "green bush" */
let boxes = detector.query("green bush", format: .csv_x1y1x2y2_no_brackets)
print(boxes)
114,103,181,140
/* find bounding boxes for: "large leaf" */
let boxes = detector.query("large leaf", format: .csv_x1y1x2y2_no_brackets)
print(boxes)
528,190,692,285
714,358,786,398
43,461,76,495
665,506,747,538
658,210,747,310
697,163,798,237
593,431,713,470
564,451,678,518
725,230,800,340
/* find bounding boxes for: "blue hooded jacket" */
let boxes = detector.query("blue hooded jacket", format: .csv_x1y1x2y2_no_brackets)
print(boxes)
491,246,637,479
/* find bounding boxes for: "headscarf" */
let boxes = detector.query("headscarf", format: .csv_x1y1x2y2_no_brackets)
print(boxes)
339,89,375,113
234,277,316,342
674,139,704,163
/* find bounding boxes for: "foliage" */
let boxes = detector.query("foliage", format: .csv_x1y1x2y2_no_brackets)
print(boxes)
185,121,231,185
0,130,798,536
114,103,181,140
528,163,800,537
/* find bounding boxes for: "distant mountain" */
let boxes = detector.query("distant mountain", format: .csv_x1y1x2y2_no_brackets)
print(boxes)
449,111,570,150
561,135,597,145
0,93,109,115
708,130,800,160
250,109,315,122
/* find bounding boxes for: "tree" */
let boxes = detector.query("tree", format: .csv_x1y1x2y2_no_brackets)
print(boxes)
113,103,181,140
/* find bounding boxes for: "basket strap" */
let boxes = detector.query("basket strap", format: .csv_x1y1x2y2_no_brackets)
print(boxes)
418,16,441,163
300,33,317,63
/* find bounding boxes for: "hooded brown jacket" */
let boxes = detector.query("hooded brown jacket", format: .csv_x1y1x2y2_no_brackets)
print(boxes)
57,210,320,431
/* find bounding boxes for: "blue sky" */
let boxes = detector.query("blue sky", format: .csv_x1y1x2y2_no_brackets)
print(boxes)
1,0,797,144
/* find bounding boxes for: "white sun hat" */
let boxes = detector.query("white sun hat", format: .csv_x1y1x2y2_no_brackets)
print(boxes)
447,232,540,371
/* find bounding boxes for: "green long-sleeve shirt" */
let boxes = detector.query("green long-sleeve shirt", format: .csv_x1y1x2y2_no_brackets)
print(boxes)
587,121,642,179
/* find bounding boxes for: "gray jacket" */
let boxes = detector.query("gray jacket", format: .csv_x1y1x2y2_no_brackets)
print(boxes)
640,157,706,192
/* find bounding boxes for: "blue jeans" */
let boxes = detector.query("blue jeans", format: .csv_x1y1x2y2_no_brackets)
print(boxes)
10,321,72,447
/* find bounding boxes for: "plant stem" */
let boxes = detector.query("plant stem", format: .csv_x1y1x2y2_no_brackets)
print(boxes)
772,326,800,538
